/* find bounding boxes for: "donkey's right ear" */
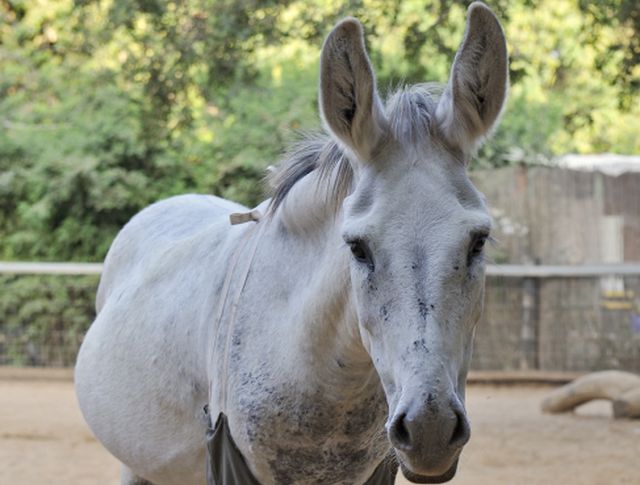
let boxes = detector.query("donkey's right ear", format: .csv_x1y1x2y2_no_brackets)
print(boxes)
319,18,388,162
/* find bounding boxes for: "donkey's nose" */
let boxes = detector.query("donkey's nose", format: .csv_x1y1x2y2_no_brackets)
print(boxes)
449,405,471,448
388,398,470,453
388,412,412,450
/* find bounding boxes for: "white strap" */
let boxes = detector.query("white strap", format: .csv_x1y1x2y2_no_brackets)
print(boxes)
209,209,266,413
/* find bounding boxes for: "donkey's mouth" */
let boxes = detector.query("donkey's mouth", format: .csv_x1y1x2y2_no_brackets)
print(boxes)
398,458,458,484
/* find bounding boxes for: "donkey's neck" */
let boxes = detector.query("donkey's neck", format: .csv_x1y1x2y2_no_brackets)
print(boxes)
275,160,351,237
289,228,377,398
270,189,378,394
236,198,391,484
226,189,390,485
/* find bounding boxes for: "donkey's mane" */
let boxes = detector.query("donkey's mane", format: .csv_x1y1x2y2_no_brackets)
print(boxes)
268,83,443,213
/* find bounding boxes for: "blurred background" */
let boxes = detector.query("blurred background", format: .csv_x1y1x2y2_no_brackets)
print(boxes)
0,1,639,484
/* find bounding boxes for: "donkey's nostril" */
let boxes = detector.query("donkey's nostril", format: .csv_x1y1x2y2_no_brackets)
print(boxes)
449,409,470,448
389,412,412,450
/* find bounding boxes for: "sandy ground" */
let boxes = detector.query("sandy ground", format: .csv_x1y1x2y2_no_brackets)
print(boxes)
1,376,640,485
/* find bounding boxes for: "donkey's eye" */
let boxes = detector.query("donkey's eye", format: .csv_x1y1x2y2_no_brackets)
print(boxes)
469,234,488,258
348,240,373,268
472,236,486,254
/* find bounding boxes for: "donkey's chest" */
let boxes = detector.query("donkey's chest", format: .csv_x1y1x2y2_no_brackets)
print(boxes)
231,382,390,484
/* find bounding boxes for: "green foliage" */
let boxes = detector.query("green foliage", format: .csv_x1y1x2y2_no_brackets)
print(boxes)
0,0,639,365
0,275,98,366
2,0,639,261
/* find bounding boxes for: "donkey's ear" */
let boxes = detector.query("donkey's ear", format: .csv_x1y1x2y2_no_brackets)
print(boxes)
319,18,388,162
435,2,508,157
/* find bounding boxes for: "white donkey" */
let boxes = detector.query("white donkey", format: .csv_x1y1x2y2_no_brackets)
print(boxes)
75,3,507,484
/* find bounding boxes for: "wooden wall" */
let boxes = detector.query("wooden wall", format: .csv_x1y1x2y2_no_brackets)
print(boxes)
470,166,640,372
471,166,640,264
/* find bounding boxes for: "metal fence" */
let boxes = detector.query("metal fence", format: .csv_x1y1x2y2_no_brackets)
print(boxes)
2,262,640,371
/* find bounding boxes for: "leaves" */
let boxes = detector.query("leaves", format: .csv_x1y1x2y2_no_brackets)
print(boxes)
0,275,98,366
1,0,638,262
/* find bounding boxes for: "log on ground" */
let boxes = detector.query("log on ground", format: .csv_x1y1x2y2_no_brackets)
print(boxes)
613,387,640,419
541,370,640,414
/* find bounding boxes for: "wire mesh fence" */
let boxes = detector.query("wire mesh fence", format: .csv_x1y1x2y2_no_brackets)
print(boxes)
474,272,640,373
0,328,85,367
0,271,99,367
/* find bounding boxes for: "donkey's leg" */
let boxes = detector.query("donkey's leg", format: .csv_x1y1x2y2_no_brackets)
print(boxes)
121,464,155,485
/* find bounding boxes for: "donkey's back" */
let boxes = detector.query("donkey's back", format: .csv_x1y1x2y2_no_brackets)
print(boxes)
97,194,245,310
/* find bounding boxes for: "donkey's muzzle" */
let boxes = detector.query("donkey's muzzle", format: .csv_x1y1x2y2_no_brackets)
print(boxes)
387,394,470,482
399,459,459,484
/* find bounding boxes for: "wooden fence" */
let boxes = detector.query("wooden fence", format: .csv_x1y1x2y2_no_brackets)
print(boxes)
471,166,640,264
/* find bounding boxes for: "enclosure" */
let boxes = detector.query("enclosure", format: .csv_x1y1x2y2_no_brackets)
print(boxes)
2,0,640,484
2,163,640,483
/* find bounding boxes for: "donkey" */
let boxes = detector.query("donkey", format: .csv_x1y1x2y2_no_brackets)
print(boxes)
75,2,508,484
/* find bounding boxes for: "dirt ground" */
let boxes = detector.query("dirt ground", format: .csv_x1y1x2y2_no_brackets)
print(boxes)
1,374,639,485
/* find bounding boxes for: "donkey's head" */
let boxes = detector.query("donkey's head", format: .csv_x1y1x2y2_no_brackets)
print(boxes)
319,3,507,482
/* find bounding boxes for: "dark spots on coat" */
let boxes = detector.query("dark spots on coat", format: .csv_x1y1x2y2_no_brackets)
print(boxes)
269,447,317,484
411,250,425,273
235,376,389,484
417,298,430,320
270,443,372,484
453,265,460,271
296,395,340,438
366,273,378,292
239,371,255,388
245,409,262,442
232,333,242,347
343,389,387,436
336,358,346,369
379,304,389,322
412,338,429,354
240,388,335,445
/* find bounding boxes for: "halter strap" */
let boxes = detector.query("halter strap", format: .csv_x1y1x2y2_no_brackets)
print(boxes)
209,209,266,413
229,209,262,225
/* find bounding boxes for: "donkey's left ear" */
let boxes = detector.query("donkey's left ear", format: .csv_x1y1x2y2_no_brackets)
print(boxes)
319,18,388,162
435,2,508,157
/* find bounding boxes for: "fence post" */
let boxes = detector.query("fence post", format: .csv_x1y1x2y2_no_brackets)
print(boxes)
519,276,539,370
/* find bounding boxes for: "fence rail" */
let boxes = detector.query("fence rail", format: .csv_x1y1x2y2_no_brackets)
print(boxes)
2,261,640,371
3,261,640,277
0,262,103,275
